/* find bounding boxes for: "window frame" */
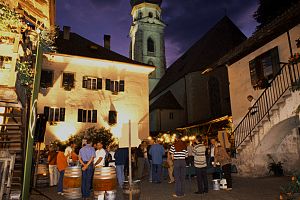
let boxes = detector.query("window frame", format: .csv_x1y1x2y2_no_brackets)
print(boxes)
78,109,97,123
44,106,65,122
82,76,102,90
40,70,54,88
147,37,155,53
62,72,75,90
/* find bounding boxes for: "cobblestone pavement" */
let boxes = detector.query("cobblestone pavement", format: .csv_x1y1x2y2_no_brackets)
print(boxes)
30,175,289,200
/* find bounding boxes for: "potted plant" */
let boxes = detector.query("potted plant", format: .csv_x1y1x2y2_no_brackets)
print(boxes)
267,154,284,176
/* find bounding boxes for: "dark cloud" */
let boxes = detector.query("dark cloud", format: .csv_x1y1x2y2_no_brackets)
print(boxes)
56,0,258,67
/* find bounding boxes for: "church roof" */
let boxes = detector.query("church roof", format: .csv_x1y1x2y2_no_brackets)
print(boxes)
55,31,147,66
130,0,162,7
150,16,247,99
150,91,183,111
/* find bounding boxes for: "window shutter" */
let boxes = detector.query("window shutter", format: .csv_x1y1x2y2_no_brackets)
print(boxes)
49,108,54,122
60,108,65,122
115,81,119,92
110,81,115,91
82,110,87,122
249,60,259,87
108,111,117,125
78,109,83,122
87,110,92,122
82,76,87,88
44,106,50,121
92,110,97,123
119,80,125,92
97,78,102,90
54,108,59,122
271,47,280,75
105,79,111,90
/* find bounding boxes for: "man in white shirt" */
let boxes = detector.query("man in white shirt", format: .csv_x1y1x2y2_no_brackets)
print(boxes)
65,141,76,165
94,142,106,167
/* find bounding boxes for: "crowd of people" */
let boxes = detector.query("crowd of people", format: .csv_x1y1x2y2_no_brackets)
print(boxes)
42,135,232,199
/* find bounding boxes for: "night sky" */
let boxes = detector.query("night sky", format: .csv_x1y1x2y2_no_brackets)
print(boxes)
56,0,258,67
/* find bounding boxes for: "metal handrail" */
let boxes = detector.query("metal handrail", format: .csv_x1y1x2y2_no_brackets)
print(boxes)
233,61,300,150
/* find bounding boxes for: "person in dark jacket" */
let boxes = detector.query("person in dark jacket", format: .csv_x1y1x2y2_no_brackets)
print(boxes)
114,146,129,187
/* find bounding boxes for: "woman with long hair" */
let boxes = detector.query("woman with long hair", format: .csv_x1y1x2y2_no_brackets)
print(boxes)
169,137,188,198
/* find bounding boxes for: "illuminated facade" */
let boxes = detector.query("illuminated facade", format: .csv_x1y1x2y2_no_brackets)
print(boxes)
37,29,154,147
129,0,166,93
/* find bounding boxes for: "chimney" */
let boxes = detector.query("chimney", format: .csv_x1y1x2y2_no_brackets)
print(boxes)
63,26,71,40
104,34,111,50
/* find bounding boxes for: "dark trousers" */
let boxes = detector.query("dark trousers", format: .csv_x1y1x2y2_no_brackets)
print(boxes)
174,160,186,196
222,164,232,188
82,164,93,198
152,164,162,183
195,167,208,193
57,170,64,193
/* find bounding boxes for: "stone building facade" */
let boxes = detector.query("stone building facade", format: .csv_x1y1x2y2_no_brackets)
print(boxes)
37,29,154,147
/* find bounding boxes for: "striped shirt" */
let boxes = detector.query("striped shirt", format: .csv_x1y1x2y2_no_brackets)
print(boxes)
169,145,188,160
193,143,207,168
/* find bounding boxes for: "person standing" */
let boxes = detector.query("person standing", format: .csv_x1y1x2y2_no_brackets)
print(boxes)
48,145,58,187
169,137,188,198
167,145,175,184
94,142,106,167
79,139,96,200
114,146,128,187
193,135,208,194
137,141,150,180
214,142,232,190
149,139,165,183
56,145,68,195
147,138,154,182
65,141,77,165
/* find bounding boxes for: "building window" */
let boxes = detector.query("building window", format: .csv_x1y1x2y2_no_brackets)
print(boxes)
147,38,155,53
62,72,75,90
44,106,65,122
40,70,54,88
249,47,280,89
82,76,102,90
108,110,117,125
149,12,153,18
169,112,174,120
138,11,142,19
105,79,125,92
78,109,97,123
208,77,221,117
0,56,12,69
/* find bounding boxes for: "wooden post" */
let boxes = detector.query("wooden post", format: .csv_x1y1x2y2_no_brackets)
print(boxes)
33,142,41,188
128,120,132,200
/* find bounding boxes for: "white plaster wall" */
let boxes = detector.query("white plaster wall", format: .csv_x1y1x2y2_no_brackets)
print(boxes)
0,44,18,87
228,24,300,128
37,54,152,147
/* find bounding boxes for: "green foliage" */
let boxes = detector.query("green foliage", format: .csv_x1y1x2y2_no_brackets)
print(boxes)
254,0,300,30
281,174,300,200
40,26,58,52
68,127,116,149
267,154,284,176
0,3,26,33
16,61,34,87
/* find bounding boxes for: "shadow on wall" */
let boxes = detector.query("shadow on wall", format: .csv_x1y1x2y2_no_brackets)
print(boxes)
254,115,300,175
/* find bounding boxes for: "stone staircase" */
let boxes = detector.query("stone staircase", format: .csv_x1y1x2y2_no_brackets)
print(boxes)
232,62,300,176
0,102,25,197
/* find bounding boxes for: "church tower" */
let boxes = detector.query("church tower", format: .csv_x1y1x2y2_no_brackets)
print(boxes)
129,0,166,92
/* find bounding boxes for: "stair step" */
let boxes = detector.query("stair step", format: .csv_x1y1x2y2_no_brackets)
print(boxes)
0,124,22,127
0,113,21,117
0,140,22,143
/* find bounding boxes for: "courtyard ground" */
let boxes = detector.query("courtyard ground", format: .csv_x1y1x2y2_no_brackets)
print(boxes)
30,175,290,200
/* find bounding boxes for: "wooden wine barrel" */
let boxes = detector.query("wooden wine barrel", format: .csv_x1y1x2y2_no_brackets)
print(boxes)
63,166,82,199
93,167,117,200
36,164,49,187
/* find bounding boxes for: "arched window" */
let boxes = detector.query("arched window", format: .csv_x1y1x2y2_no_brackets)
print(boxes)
138,11,142,19
148,60,154,66
147,38,155,53
208,77,222,117
149,12,153,18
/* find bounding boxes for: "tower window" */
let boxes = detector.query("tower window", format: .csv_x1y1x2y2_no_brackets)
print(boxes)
138,11,142,19
149,12,153,18
147,38,155,53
